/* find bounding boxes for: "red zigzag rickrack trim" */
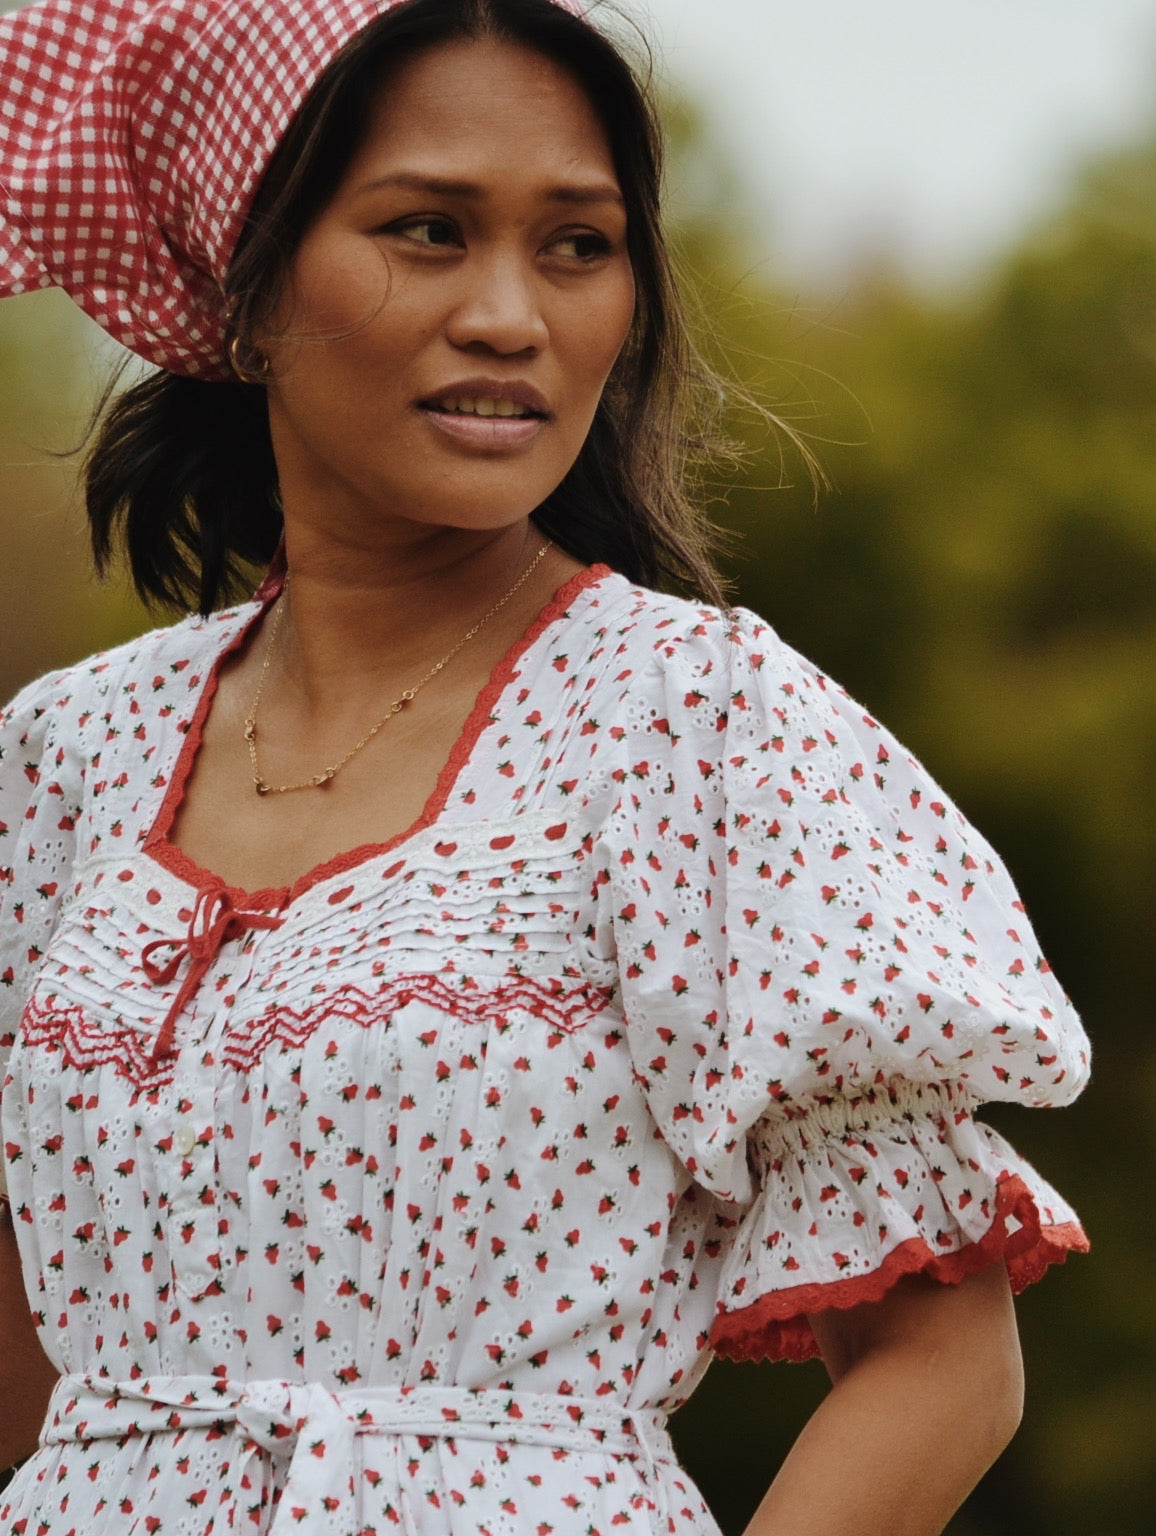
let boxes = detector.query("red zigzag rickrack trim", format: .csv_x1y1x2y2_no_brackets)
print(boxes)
21,975,611,1091
220,976,609,1071
23,998,177,1092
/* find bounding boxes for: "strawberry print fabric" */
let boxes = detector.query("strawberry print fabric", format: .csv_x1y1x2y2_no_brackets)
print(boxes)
0,0,580,378
0,568,1089,1534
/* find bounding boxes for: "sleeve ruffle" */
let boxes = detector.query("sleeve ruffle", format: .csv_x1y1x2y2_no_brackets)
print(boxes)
599,600,1091,1362
709,1078,1088,1363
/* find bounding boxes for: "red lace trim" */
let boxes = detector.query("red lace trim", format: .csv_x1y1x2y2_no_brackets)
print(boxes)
251,540,287,604
143,564,611,912
21,975,609,1089
709,1171,1090,1365
144,595,280,906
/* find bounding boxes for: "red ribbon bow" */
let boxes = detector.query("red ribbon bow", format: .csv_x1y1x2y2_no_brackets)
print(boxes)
141,886,283,1060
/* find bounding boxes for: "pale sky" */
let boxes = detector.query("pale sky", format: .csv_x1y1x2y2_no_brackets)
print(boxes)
2,0,1152,288
637,0,1156,284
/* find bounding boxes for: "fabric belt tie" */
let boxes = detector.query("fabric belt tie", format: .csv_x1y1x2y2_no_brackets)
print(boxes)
43,1374,676,1535
141,885,284,1059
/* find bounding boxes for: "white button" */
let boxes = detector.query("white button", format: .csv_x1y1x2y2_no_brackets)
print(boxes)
174,1125,197,1157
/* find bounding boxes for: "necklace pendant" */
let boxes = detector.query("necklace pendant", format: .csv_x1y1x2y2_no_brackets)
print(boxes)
241,542,552,800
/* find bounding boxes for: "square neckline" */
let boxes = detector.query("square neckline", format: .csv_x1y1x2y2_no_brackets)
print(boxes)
141,562,613,912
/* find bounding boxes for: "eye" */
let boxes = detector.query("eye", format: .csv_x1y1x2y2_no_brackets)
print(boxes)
548,230,615,262
382,216,461,248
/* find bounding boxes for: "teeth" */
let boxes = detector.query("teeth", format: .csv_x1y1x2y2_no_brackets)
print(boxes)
435,396,532,418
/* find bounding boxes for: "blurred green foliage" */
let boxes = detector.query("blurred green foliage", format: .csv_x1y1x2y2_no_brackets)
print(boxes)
1,93,1153,1536
0,294,149,686
663,107,1156,1536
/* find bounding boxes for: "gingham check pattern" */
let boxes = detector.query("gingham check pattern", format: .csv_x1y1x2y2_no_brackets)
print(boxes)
0,0,579,378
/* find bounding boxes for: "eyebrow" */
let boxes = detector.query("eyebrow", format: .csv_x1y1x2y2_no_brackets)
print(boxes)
356,171,625,208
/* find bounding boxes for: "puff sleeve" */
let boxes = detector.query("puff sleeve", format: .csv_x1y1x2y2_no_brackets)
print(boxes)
603,607,1090,1363
0,669,81,1197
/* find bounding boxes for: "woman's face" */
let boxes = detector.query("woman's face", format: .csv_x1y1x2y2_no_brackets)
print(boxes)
261,36,636,541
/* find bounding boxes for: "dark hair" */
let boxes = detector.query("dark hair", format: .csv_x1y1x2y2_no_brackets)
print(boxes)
86,0,742,613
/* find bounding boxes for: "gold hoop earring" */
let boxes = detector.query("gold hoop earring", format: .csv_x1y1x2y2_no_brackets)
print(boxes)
228,335,270,385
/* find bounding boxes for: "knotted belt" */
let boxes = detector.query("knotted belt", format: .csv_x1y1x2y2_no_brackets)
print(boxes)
43,1374,677,1534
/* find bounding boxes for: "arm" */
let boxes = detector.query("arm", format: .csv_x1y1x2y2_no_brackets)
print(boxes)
743,1264,1023,1536
0,673,75,1471
0,1206,58,1472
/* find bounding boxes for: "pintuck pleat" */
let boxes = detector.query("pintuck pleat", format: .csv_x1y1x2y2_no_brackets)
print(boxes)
0,568,1088,1534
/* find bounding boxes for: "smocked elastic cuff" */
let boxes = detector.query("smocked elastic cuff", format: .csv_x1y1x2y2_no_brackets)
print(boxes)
709,1081,1088,1364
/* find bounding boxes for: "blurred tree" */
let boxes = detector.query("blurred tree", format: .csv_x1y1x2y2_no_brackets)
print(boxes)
0,291,148,700
663,116,1156,1536
0,76,1153,1536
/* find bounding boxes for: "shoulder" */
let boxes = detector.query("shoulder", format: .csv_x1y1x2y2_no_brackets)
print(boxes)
593,573,818,677
0,601,255,752
585,572,797,694
587,575,853,751
0,604,257,985
586,571,749,653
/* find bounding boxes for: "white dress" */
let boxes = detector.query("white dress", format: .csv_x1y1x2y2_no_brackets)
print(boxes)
0,566,1089,1536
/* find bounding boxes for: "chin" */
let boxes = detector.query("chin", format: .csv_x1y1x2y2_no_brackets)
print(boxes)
397,483,561,534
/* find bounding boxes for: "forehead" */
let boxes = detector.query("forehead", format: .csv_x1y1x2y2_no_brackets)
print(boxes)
345,36,618,188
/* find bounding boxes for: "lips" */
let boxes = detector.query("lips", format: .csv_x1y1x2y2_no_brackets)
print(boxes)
418,378,550,418
418,377,550,449
433,396,533,418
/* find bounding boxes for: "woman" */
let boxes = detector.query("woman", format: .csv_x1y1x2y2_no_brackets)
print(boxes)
0,1,1089,1533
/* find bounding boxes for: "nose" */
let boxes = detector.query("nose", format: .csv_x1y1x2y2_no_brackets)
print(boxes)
445,248,549,357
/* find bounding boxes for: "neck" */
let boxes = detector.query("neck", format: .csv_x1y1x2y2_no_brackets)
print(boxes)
267,520,563,713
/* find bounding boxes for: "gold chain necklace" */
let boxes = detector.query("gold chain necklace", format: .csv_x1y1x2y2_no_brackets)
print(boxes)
243,540,552,797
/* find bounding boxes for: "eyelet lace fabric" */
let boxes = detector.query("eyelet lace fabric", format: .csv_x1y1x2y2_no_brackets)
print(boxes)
0,0,582,376
0,569,1088,1534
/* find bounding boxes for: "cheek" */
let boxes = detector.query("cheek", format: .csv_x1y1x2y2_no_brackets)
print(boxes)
568,271,636,388
615,280,637,361
270,237,399,350
596,270,636,370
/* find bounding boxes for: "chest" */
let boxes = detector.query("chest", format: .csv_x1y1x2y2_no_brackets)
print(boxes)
166,649,513,895
4,834,645,1321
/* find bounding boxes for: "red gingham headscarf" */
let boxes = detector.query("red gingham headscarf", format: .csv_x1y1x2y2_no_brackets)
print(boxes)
0,0,581,379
